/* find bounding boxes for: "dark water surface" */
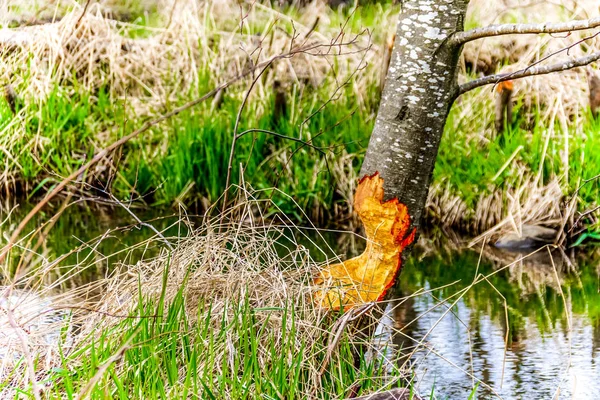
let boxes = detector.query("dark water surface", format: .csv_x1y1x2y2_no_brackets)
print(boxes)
2,202,600,399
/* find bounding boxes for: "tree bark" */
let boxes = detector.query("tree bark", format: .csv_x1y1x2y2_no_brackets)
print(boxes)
359,0,468,231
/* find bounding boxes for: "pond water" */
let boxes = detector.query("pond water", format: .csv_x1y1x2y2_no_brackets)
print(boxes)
395,243,600,400
1,202,599,399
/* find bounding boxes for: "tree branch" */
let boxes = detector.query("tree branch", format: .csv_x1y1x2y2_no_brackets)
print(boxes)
451,16,600,45
458,51,600,95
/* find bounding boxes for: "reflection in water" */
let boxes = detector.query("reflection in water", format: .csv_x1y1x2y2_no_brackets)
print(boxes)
0,289,69,361
0,202,187,286
395,245,600,399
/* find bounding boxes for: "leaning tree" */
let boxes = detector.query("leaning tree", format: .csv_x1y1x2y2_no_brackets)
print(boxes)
317,1,600,309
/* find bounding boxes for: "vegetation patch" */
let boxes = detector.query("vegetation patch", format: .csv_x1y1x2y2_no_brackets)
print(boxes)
1,0,599,237
0,205,415,399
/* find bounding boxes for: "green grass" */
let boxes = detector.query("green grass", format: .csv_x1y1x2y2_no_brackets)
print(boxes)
1,0,599,237
436,86,600,229
0,66,376,223
3,64,600,231
38,293,399,399
4,221,420,400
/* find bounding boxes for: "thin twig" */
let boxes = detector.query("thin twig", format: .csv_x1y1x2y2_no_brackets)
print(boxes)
569,173,600,199
105,192,174,251
489,31,600,93
450,15,600,45
237,129,327,153
73,0,93,29
223,63,272,216
571,205,600,232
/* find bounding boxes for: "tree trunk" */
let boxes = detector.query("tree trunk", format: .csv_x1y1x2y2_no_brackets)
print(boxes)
360,0,468,232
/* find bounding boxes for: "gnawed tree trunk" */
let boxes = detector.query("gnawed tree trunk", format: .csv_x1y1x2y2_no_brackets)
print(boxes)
316,1,470,310
360,0,468,232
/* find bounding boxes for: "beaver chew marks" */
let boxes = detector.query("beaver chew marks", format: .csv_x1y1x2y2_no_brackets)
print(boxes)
315,172,416,311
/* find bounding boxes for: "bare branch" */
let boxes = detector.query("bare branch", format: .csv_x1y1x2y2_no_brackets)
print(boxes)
458,51,600,95
451,16,600,45
104,192,175,251
237,129,327,154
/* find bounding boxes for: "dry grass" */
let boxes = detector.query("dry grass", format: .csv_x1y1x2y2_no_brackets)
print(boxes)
4,0,596,114
0,193,412,398
427,173,565,238
0,0,380,112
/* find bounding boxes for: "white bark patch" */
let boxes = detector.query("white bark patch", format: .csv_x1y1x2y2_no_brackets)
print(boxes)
417,12,438,23
424,27,446,40
417,60,431,73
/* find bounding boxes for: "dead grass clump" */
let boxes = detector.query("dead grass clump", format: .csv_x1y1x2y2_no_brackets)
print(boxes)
94,215,319,323
427,173,566,241
0,197,409,398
